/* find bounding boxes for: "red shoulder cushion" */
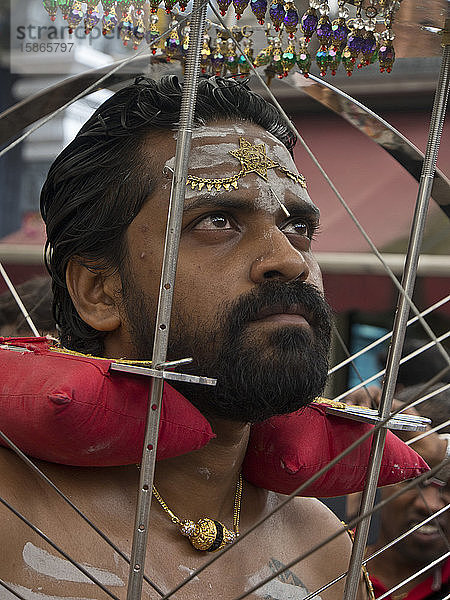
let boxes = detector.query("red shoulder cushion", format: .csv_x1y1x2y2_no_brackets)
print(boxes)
242,404,429,496
0,337,428,494
0,337,214,465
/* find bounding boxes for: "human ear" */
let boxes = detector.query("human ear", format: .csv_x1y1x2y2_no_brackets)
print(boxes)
66,258,122,332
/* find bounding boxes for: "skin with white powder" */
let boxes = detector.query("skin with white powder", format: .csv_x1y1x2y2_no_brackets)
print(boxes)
178,565,200,582
22,542,124,587
248,564,323,600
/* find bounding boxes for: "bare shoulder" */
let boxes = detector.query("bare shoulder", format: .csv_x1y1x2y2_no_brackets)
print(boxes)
271,494,369,600
282,494,352,549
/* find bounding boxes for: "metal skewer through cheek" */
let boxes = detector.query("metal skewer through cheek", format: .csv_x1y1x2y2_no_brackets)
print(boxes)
125,1,208,598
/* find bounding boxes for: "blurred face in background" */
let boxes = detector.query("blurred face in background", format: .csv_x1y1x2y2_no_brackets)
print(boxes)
378,476,449,567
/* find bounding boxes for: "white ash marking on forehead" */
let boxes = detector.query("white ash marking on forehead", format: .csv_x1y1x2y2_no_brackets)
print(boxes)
192,124,246,137
22,542,124,586
189,143,238,169
239,178,279,214
164,143,237,172
164,136,314,209
239,168,312,213
253,579,315,599
172,124,246,140
270,143,299,174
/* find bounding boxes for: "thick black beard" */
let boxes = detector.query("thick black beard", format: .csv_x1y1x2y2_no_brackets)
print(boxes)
124,279,332,423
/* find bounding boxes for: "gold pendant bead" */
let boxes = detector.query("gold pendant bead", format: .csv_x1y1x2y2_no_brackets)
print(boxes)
184,517,237,552
152,474,243,552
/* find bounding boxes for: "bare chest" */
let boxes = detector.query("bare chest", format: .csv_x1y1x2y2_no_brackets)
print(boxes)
1,505,333,600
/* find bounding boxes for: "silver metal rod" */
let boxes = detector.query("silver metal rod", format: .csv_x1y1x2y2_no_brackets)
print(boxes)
125,2,208,598
343,40,450,600
377,552,450,600
333,332,450,402
328,295,450,376
0,579,28,600
365,505,450,565
406,416,450,445
0,428,164,596
0,262,39,336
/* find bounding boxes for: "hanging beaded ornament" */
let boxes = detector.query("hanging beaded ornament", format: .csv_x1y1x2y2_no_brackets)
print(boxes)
200,31,212,73
296,37,312,77
43,0,58,22
41,0,402,78
250,0,267,25
238,36,254,75
210,32,225,75
217,0,232,16
67,1,84,33
180,23,190,59
269,0,285,32
301,3,319,42
232,0,250,21
165,15,182,60
58,0,73,20
85,5,101,34
281,39,296,78
102,7,118,35
132,9,146,50
145,13,160,54
254,27,274,68
101,0,116,13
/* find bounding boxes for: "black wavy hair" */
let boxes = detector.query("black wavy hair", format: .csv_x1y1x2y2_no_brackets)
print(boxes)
40,75,297,355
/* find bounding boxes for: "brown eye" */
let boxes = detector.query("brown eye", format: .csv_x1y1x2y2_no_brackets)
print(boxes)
281,220,309,237
194,214,232,230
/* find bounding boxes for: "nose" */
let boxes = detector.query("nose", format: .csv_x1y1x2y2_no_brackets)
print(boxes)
249,226,310,284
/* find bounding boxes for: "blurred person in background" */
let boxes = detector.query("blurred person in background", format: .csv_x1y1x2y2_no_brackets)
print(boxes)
349,383,450,599
0,275,56,337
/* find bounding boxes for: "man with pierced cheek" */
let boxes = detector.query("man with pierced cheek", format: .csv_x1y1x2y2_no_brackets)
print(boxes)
0,76,370,600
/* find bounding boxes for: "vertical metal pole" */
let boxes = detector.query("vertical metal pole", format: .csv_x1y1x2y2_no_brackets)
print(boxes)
126,1,208,598
343,25,450,600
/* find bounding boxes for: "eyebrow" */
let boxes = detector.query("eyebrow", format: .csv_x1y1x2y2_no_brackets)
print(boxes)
184,195,320,221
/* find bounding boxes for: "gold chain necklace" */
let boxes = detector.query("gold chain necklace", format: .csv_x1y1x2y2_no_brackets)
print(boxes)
152,474,243,552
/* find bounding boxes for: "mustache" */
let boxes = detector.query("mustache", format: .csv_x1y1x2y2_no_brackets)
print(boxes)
222,281,332,333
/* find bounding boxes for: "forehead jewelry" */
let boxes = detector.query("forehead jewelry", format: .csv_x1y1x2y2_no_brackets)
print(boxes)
186,137,307,192
152,474,243,552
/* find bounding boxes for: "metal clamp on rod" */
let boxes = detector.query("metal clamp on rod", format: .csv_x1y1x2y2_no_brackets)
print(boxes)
110,362,216,386
324,405,431,432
